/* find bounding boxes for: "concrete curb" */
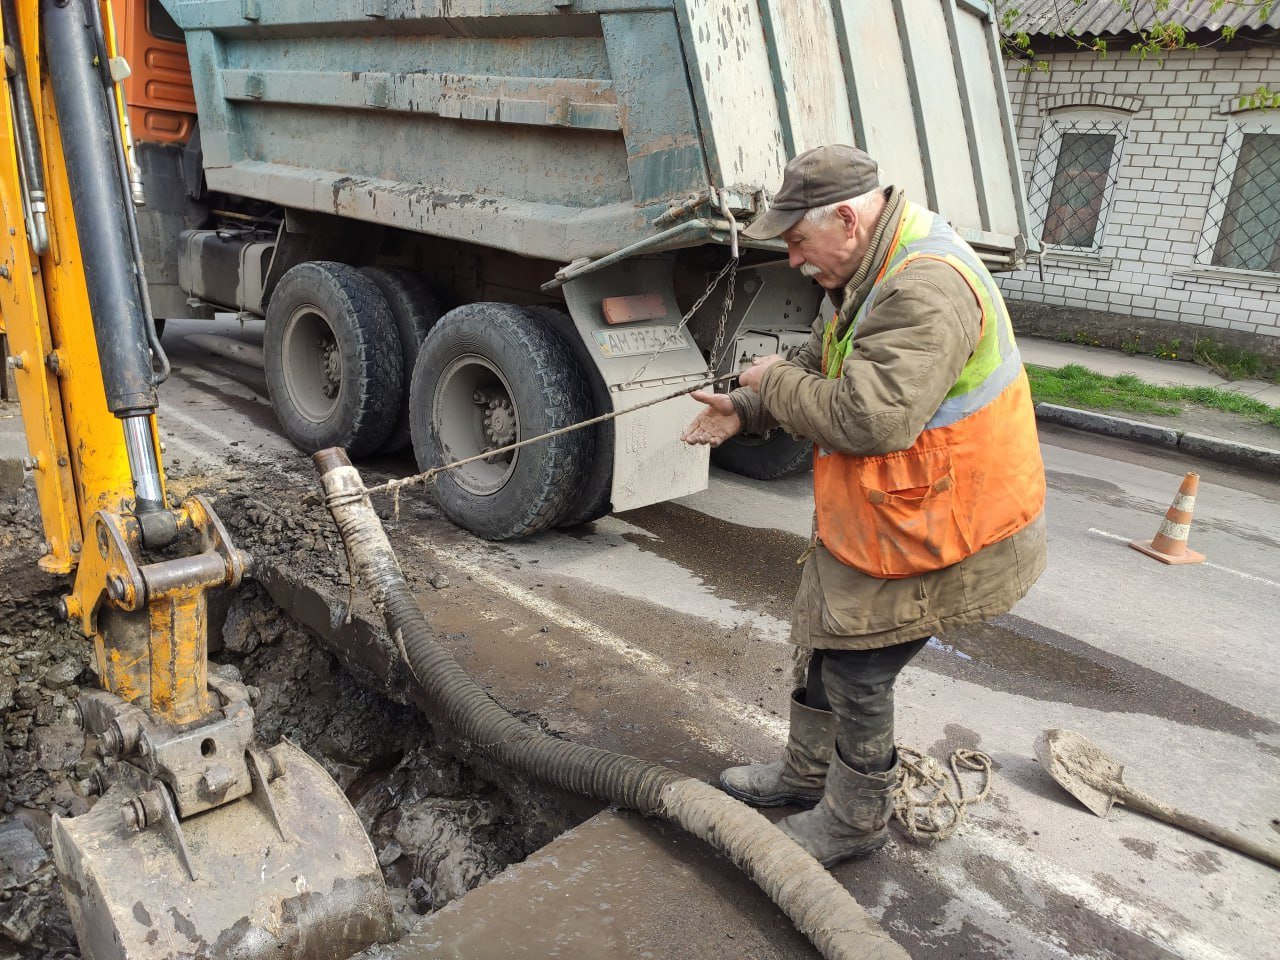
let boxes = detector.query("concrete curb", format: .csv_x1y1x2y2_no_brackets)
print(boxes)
1035,403,1280,473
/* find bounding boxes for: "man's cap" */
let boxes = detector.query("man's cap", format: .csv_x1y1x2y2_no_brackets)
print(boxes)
741,144,880,241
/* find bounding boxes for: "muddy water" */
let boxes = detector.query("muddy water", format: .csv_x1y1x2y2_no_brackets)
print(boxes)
933,615,1276,736
616,501,1275,737
615,502,806,622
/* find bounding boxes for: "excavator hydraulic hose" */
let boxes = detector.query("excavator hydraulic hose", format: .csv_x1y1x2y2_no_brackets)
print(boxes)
316,448,909,960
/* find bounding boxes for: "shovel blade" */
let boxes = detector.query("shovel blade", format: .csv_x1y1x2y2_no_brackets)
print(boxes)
53,741,393,960
1035,728,1125,818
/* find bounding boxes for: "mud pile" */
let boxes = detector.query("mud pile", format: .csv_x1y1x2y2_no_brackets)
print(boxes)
205,467,568,929
221,583,564,928
0,470,568,957
0,492,86,960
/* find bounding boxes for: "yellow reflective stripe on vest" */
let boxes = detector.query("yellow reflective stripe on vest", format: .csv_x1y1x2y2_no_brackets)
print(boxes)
824,202,1022,431
823,205,927,379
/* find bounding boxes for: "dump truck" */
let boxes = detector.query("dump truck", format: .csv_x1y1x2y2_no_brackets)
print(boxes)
130,0,1035,540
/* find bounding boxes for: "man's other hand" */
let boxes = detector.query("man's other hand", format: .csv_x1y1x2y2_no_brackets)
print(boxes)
739,354,785,392
681,391,741,447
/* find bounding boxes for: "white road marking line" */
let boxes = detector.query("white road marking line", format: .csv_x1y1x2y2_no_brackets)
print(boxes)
966,828,1240,960
420,543,790,745
1087,528,1279,589
160,405,301,479
1087,528,1137,543
164,433,227,472
1201,563,1280,589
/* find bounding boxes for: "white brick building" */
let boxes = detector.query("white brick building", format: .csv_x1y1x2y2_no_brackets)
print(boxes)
997,3,1280,354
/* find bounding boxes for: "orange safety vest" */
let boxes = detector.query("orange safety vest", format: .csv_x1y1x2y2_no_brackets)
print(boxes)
814,202,1046,579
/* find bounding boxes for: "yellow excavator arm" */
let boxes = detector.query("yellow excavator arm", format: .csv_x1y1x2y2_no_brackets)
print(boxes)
0,2,391,956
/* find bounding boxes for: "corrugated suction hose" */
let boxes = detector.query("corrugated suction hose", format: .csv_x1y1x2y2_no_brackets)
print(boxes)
316,449,908,960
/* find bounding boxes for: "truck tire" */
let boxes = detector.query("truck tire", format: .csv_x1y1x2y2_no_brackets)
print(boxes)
711,429,813,480
263,261,403,458
410,303,592,540
361,266,442,453
525,305,613,528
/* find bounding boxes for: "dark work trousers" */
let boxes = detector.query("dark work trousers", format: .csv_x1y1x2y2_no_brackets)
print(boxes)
804,637,931,774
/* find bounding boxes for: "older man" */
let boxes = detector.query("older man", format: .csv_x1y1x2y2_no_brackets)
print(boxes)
682,145,1047,867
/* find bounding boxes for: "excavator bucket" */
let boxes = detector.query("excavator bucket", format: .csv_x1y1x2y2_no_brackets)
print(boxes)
52,740,393,960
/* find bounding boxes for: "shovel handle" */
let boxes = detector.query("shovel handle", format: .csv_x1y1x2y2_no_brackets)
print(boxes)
1114,784,1280,870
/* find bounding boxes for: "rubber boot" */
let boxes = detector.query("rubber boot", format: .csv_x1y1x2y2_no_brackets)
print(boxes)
777,750,899,867
719,689,832,807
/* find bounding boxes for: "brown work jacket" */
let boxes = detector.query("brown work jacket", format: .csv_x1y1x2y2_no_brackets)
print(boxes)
730,187,1047,650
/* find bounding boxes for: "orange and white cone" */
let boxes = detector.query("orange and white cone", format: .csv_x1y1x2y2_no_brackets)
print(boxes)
1129,472,1205,565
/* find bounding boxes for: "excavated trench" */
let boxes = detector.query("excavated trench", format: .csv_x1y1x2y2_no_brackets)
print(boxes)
0,480,579,960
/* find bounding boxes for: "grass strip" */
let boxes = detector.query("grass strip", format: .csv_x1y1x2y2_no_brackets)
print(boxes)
1026,364,1280,430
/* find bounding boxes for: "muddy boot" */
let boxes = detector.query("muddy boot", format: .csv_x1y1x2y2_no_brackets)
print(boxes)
777,751,898,867
719,689,832,807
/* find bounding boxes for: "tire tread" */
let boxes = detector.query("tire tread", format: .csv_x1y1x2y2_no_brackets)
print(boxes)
410,303,592,540
263,260,403,458
361,266,442,453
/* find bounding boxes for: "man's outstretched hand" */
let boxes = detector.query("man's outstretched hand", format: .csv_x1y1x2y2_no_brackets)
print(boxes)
681,391,741,447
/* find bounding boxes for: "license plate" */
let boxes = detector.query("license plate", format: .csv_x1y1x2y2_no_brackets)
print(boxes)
593,324,689,359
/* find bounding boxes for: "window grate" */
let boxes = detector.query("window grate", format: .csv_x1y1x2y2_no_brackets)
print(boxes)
1026,119,1126,254
1210,132,1280,274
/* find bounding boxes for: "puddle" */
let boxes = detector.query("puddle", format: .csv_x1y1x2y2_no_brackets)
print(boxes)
927,615,1276,737
934,619,1142,701
927,637,973,661
613,504,1274,738
614,502,806,622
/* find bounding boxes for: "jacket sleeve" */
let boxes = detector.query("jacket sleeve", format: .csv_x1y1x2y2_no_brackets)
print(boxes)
754,259,982,456
727,306,829,434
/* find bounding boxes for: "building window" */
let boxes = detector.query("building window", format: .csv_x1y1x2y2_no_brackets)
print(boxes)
1026,113,1128,254
1209,132,1280,273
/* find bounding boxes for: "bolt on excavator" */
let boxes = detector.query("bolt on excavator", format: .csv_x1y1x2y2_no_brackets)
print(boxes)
0,0,392,955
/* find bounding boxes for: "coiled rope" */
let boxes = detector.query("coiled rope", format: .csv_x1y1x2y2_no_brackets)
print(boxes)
893,746,994,844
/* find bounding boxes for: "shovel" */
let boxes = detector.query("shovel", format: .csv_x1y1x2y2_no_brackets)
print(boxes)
1034,729,1280,870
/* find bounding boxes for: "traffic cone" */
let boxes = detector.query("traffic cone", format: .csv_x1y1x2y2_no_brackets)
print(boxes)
1129,472,1205,565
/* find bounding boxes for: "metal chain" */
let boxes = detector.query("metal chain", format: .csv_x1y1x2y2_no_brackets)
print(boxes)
365,207,744,516
707,256,739,373
622,254,739,388
624,192,742,387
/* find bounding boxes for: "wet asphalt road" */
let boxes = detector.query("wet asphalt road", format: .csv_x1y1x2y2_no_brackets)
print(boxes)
157,317,1280,960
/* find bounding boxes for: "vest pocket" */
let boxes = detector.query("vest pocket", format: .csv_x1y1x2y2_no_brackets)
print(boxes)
858,445,973,577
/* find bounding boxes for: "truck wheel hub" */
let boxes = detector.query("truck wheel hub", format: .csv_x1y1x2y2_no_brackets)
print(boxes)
483,398,516,447
320,340,340,399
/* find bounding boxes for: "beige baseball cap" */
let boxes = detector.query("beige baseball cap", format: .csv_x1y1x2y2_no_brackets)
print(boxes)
741,144,880,241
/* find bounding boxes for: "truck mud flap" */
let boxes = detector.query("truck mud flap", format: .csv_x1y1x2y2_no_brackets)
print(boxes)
561,258,711,513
